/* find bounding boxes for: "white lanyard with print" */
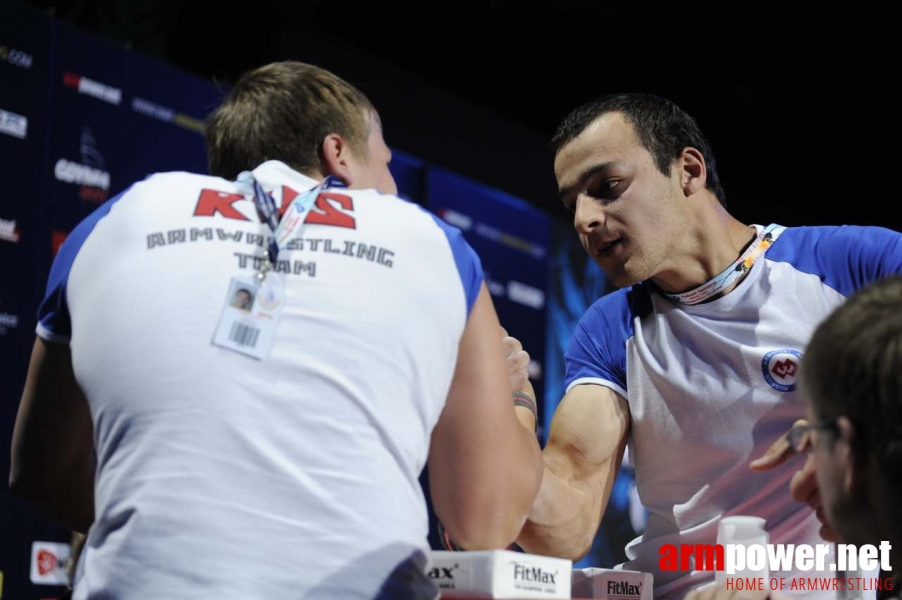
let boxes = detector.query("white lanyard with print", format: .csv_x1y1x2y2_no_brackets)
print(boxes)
211,173,346,359
662,223,785,305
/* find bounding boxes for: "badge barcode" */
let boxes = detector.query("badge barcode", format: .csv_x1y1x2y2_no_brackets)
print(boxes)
229,322,260,347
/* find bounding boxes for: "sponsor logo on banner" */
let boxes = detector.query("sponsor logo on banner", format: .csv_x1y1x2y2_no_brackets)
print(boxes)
52,230,69,256
55,159,109,190
436,207,546,259
131,97,205,134
55,127,111,203
439,208,473,232
62,71,121,105
30,541,71,585
474,222,547,260
0,312,18,335
507,280,545,310
0,218,20,243
0,108,27,139
0,44,34,69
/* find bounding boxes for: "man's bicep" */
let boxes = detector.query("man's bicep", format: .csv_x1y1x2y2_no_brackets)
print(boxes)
435,282,512,432
544,384,630,492
429,282,543,547
429,281,526,506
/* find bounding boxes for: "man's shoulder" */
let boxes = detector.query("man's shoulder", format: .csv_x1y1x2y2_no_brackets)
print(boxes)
769,224,901,262
102,171,233,211
577,283,653,338
132,170,232,194
775,223,900,248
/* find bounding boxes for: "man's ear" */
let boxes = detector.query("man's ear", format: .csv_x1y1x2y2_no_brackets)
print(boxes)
678,147,707,197
321,133,353,185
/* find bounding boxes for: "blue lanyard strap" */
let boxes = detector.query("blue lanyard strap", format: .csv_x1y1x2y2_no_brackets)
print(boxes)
237,172,347,265
250,179,281,264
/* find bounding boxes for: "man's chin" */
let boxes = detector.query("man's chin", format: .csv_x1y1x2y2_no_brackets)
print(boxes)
596,263,640,289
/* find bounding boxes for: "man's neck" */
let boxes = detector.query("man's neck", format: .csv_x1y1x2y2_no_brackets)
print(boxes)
652,214,758,299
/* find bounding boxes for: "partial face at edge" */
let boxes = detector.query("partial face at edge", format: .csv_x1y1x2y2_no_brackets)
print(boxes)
807,404,875,547
346,114,397,196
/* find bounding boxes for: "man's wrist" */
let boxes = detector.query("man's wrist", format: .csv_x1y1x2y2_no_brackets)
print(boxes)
513,390,537,432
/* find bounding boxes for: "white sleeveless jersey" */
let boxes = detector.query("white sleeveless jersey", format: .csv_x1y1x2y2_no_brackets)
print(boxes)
565,225,902,599
37,160,483,599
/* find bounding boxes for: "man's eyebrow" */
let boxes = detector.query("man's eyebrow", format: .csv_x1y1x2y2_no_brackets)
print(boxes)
558,162,615,201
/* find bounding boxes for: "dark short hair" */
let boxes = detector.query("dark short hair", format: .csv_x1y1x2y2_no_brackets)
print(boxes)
552,93,726,207
800,276,902,488
205,61,376,180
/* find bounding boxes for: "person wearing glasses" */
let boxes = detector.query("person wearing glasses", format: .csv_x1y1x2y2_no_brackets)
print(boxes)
686,276,902,599
507,92,902,599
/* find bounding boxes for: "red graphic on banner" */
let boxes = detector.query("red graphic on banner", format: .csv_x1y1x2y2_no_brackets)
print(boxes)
36,549,57,576
80,185,108,203
62,71,81,89
51,230,69,256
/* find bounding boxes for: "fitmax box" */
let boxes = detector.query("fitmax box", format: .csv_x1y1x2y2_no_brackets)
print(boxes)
570,568,653,600
428,550,572,598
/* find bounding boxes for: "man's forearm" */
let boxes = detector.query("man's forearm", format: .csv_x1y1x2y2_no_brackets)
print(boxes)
512,383,628,561
516,459,603,561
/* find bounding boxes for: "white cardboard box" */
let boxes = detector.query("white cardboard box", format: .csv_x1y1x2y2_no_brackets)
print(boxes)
570,568,653,600
428,550,572,598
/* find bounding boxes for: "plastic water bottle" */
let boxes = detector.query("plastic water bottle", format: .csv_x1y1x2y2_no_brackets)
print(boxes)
715,516,770,589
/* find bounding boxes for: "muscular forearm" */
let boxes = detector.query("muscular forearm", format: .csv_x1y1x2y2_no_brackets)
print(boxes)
443,420,543,550
516,457,604,561
497,424,545,546
511,384,629,561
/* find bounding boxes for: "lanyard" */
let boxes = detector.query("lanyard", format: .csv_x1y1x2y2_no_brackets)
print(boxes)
662,223,785,305
236,172,346,282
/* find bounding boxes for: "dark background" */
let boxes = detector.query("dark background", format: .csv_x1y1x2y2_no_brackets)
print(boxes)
16,0,901,231
2,2,899,597
2,4,567,596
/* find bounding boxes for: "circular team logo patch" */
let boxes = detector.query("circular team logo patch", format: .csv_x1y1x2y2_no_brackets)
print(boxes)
762,349,802,392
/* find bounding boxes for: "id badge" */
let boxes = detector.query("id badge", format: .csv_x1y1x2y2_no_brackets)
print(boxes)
212,275,285,360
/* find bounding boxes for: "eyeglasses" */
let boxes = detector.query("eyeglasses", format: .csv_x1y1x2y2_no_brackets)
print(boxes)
785,419,839,454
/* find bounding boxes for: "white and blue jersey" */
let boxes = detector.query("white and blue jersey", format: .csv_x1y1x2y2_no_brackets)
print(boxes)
565,225,902,599
36,160,483,600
